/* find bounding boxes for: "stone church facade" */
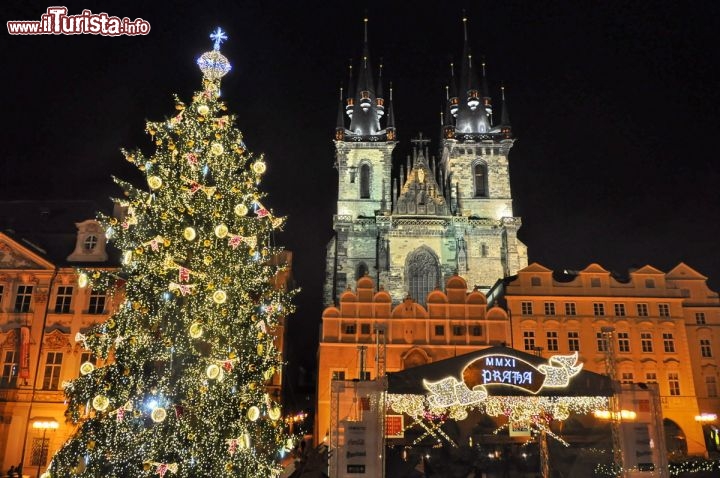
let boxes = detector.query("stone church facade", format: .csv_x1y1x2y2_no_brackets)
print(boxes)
324,17,527,308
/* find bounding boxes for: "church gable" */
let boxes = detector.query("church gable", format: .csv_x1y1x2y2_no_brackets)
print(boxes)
393,150,448,216
0,233,54,270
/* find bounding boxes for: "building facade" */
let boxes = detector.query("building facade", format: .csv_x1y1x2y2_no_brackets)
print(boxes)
490,262,720,457
316,275,509,443
324,17,527,308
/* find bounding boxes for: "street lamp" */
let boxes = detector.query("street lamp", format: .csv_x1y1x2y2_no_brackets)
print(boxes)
32,419,58,478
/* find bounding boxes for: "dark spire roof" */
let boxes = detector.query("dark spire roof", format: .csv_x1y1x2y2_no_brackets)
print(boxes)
500,83,512,139
335,86,345,140
386,83,395,130
376,62,384,100
453,15,491,136
348,17,382,138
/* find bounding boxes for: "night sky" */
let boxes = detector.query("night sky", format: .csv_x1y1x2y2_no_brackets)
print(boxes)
3,1,720,400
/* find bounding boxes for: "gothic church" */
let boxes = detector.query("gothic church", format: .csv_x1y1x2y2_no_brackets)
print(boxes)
324,17,528,307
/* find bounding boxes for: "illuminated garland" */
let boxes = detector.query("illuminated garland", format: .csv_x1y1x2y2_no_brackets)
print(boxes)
44,29,296,478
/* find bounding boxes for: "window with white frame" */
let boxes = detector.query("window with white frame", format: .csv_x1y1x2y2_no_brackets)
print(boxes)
544,302,556,316
42,352,63,390
88,289,106,314
31,436,50,467
668,372,680,396
645,372,657,384
696,312,706,325
565,302,576,316
568,331,580,351
521,301,533,315
663,333,675,353
331,370,346,381
523,331,535,351
14,285,33,313
614,303,626,317
658,303,670,317
621,372,634,384
596,332,608,352
701,339,713,358
54,286,73,313
641,332,653,353
546,331,559,351
618,332,630,353
636,303,648,317
593,303,605,316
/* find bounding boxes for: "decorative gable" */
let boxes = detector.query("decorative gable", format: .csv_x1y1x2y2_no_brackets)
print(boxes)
67,219,108,262
666,263,707,280
0,234,53,270
393,151,449,216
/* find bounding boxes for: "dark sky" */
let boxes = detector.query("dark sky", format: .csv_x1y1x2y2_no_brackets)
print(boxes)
3,1,720,397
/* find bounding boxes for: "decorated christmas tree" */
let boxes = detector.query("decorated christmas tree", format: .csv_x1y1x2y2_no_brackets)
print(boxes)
47,29,295,478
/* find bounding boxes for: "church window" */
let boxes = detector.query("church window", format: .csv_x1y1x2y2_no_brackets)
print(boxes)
359,164,370,199
473,163,487,197
481,244,488,257
355,262,368,280
406,248,440,307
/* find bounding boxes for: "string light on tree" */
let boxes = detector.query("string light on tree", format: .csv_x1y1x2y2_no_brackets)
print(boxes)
47,28,295,478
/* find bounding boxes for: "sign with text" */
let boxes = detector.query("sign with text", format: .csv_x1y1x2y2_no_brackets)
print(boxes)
385,415,404,439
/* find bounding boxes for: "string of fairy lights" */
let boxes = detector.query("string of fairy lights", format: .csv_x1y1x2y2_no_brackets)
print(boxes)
44,28,296,478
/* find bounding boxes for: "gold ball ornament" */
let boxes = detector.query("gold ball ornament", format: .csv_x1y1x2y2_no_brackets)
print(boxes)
92,395,110,411
214,224,229,238
268,407,282,421
252,160,267,175
80,362,96,375
247,406,260,422
234,203,248,216
210,142,224,156
189,322,204,339
206,364,221,380
198,105,210,116
212,290,227,304
151,407,167,423
183,227,197,241
147,176,163,190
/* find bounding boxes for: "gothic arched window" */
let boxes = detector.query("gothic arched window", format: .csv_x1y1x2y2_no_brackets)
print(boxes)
356,262,368,280
406,247,440,306
360,164,371,199
474,163,487,197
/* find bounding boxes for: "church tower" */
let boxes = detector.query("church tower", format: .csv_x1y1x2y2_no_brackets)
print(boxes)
325,17,397,305
324,16,527,306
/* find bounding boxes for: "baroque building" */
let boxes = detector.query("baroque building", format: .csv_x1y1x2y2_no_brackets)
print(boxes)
0,201,293,471
489,262,720,457
324,17,527,307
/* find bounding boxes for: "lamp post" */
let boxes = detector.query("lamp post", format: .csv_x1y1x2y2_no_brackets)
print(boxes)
32,419,58,478
600,325,625,478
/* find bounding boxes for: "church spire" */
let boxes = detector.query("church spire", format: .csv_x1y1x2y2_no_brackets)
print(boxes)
386,82,396,140
481,60,493,122
335,86,345,141
348,16,384,139
376,61,385,118
452,14,491,138
500,83,512,139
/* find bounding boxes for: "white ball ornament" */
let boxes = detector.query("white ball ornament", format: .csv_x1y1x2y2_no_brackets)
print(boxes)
197,105,210,116
210,142,224,156
212,290,227,304
78,272,89,288
234,203,248,216
214,224,229,238
151,407,167,423
189,322,204,339
247,406,260,422
92,395,110,411
268,407,282,421
147,176,163,190
80,362,95,376
183,227,197,241
252,160,267,175
206,364,221,380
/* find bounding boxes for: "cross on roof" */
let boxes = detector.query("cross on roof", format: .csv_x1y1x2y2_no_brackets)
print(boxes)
411,132,431,149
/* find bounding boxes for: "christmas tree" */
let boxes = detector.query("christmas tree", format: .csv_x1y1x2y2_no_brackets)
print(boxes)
47,29,295,478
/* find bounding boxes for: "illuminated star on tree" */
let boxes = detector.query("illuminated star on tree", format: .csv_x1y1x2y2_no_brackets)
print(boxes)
210,27,228,51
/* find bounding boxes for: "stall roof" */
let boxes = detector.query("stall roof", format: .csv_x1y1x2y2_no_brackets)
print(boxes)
387,345,613,397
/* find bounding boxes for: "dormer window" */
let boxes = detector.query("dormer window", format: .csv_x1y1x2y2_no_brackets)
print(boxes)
67,220,108,263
